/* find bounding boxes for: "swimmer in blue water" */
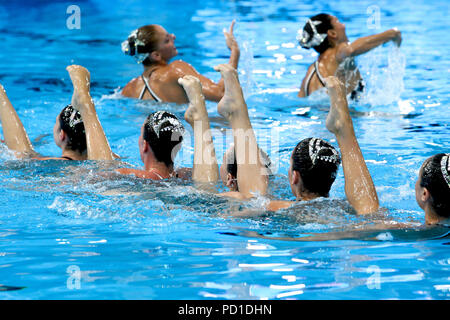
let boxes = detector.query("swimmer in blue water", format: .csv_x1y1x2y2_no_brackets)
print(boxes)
121,21,240,104
297,13,402,99
318,77,449,225
415,153,450,225
268,76,380,215
0,65,113,161
178,65,269,198
218,145,272,192
116,111,186,180
178,65,379,214
283,76,449,227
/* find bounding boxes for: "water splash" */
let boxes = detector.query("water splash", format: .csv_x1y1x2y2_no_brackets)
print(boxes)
240,40,255,99
358,45,406,106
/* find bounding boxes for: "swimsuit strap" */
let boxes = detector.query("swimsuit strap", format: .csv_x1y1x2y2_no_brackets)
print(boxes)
303,60,326,96
61,155,74,161
314,60,327,87
148,168,165,180
303,66,316,96
148,168,179,179
139,68,163,102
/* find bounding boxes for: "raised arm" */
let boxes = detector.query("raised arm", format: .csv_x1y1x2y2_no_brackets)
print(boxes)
325,76,379,214
66,65,114,161
0,84,35,157
215,63,268,198
178,75,219,183
172,21,240,102
336,28,401,62
223,20,240,70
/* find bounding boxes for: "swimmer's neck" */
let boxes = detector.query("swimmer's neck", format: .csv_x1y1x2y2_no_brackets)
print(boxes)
143,61,169,72
61,149,86,161
144,160,174,178
425,206,446,225
295,191,321,202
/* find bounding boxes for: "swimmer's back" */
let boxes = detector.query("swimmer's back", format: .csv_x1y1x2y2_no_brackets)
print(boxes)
299,46,362,97
122,61,190,104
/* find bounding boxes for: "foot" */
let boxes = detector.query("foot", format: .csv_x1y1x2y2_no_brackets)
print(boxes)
214,64,245,120
178,75,208,126
66,65,92,112
325,76,352,135
67,65,90,91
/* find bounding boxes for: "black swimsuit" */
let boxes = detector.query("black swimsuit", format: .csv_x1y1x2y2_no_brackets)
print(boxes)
304,60,365,100
139,69,162,102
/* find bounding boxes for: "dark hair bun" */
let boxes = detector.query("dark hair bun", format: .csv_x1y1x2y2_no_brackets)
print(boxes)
143,111,185,167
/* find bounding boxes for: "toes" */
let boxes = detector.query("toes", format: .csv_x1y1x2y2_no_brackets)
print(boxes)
178,75,200,87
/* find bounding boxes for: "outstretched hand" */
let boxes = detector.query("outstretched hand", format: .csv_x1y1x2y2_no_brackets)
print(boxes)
223,20,239,51
392,28,402,47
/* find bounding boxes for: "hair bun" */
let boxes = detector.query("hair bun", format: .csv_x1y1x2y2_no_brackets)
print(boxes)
441,154,450,188
149,111,185,139
316,147,341,165
297,29,312,49
308,138,341,166
122,29,149,63
297,18,328,50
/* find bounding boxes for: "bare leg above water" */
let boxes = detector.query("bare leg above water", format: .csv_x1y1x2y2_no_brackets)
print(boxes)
214,63,268,198
178,75,219,183
67,65,114,161
0,84,35,157
325,76,379,215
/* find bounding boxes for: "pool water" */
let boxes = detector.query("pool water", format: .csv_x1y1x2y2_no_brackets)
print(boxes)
0,0,449,299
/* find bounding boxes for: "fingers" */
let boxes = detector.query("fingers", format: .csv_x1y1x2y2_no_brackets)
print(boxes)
223,20,235,35
229,19,235,34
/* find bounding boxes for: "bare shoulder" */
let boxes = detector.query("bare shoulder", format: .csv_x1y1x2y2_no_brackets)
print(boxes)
116,167,161,180
335,42,352,63
266,200,294,211
170,59,193,68
121,76,141,97
169,60,196,77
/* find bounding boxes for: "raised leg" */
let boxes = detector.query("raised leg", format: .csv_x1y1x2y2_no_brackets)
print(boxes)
0,84,35,157
66,65,114,160
325,76,379,214
178,75,219,183
214,64,268,198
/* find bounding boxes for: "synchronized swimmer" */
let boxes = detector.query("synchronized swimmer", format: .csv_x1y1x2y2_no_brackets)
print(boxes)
121,21,240,103
0,17,448,229
297,13,401,99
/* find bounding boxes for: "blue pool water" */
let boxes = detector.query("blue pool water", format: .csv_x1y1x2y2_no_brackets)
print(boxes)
0,0,449,299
